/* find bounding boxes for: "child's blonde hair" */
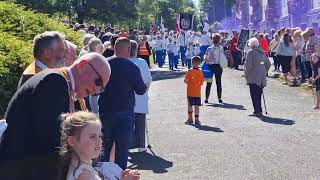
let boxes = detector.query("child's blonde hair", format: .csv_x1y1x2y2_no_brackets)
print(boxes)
58,111,102,180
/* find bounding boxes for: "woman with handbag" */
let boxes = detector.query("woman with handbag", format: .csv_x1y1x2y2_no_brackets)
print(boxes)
269,33,280,71
204,33,226,104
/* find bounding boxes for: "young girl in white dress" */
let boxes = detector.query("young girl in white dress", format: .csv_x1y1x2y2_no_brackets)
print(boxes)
58,111,140,180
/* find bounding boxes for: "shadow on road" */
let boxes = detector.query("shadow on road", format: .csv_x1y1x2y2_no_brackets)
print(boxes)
151,70,185,82
128,152,173,173
258,116,295,125
196,125,224,132
206,102,246,110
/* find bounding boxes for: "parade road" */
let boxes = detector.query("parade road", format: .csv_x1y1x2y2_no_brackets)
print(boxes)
128,67,320,180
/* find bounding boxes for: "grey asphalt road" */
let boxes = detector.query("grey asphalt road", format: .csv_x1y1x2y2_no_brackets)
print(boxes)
128,66,320,180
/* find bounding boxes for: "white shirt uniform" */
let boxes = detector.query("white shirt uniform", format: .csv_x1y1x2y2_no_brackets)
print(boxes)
155,39,165,51
193,46,201,56
194,36,201,44
187,35,194,45
200,33,211,46
178,34,187,47
166,42,175,53
174,44,180,56
186,45,194,59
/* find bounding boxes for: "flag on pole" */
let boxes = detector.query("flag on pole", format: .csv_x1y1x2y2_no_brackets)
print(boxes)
160,16,164,31
175,14,180,33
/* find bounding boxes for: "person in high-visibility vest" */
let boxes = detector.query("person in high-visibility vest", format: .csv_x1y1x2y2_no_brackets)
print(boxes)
138,36,152,67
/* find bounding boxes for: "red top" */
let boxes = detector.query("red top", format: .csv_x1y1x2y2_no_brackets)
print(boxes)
259,38,269,55
230,36,238,52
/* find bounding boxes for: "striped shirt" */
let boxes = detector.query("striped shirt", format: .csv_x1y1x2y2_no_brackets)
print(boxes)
306,35,320,61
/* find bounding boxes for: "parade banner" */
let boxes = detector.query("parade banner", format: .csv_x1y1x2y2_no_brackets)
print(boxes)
178,13,193,31
237,28,250,50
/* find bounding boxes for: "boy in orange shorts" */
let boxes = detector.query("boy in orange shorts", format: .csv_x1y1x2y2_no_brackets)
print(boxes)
184,56,204,126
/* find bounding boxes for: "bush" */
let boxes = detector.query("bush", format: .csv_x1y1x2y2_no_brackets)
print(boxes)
0,32,32,117
0,1,83,117
0,1,83,46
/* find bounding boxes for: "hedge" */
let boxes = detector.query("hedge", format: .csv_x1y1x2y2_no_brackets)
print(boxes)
0,1,84,117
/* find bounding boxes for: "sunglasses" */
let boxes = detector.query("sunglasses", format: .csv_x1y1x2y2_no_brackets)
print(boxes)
87,62,104,93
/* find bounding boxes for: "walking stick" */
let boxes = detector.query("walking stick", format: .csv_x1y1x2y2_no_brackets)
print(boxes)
262,88,268,115
145,118,156,156
145,118,152,149
313,85,317,107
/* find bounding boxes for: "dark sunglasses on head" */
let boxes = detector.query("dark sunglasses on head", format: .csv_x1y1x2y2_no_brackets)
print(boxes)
87,62,104,92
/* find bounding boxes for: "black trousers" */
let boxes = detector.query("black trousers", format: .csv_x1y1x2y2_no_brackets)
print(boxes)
232,50,242,69
272,54,280,70
205,64,223,99
130,113,146,149
249,83,263,114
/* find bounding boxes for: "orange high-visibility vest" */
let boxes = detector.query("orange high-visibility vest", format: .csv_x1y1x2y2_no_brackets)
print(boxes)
139,42,150,56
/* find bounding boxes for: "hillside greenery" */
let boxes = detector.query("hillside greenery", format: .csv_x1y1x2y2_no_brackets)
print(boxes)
0,1,83,117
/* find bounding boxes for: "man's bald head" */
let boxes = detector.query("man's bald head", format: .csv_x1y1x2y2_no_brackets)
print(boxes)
114,37,131,58
71,52,111,98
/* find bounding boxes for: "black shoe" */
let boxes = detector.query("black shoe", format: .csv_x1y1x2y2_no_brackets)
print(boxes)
204,99,208,103
218,99,223,103
248,112,263,117
185,120,193,125
195,120,201,126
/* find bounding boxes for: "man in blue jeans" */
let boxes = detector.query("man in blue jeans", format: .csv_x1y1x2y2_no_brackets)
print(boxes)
178,31,187,66
99,37,147,170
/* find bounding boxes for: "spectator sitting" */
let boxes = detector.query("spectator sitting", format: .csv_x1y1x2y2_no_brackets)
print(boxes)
58,111,140,180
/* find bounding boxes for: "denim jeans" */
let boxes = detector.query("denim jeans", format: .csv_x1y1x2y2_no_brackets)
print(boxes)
200,45,209,60
174,55,179,68
180,46,186,66
301,61,313,82
155,50,163,67
100,111,134,170
168,52,175,69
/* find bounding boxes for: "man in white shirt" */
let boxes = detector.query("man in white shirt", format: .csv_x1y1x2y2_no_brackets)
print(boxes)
128,40,152,152
187,31,194,45
193,43,201,57
173,41,180,69
155,35,166,67
166,38,175,70
178,31,187,66
200,30,211,60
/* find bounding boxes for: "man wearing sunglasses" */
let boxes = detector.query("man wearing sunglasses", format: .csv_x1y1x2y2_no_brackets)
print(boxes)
99,37,147,170
0,52,111,180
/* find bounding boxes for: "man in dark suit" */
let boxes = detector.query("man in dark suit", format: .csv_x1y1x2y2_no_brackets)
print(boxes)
17,31,67,89
0,53,111,180
99,37,147,170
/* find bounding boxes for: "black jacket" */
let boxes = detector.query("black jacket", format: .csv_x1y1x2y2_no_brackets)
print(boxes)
0,70,70,180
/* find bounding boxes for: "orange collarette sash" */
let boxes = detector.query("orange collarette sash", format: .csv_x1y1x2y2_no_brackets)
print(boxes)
56,67,75,113
56,67,87,113
23,61,42,75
